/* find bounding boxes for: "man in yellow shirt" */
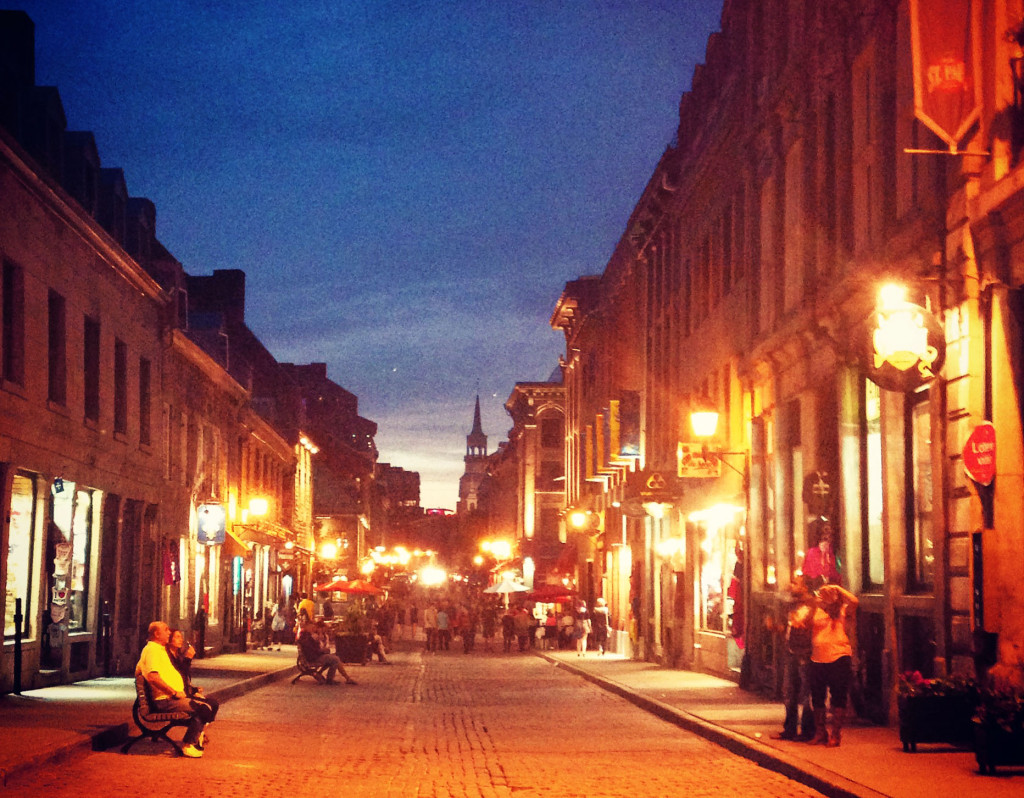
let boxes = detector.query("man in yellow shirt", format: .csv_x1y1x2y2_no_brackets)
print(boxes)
136,620,212,758
297,594,316,624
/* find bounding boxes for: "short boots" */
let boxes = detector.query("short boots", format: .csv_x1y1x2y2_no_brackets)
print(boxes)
811,708,829,745
826,707,845,747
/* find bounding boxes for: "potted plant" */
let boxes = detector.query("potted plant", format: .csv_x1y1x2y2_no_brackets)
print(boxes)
974,691,1024,774
334,605,369,664
897,671,979,752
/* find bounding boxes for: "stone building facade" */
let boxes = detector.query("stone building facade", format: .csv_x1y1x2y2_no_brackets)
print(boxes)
554,0,1024,725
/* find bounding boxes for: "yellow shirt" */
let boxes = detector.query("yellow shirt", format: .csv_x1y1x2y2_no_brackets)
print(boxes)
298,598,315,621
136,640,185,699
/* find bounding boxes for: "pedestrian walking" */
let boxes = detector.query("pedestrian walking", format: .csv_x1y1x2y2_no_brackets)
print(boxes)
423,603,438,652
437,605,451,650
573,603,592,657
501,608,516,653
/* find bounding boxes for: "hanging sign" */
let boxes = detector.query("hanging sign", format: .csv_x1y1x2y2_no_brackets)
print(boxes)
677,442,721,478
802,471,834,518
963,421,996,486
909,0,980,151
196,503,227,545
859,301,945,392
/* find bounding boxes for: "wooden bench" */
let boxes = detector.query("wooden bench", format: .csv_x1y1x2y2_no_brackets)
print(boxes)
121,673,192,756
291,651,328,684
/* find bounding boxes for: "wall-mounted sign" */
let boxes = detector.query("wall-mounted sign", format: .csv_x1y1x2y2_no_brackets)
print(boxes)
860,301,945,392
963,421,996,486
196,503,227,545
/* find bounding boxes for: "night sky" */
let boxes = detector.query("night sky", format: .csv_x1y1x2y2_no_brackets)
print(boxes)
11,1,724,509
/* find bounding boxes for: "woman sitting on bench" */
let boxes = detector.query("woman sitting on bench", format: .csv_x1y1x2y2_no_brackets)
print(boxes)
168,629,220,730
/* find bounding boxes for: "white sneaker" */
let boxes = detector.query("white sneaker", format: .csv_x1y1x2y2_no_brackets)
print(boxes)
181,744,204,758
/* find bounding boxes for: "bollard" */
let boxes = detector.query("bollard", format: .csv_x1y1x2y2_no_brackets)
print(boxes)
101,601,112,676
13,598,23,694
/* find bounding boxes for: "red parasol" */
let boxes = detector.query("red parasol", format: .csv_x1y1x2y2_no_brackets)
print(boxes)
527,583,576,603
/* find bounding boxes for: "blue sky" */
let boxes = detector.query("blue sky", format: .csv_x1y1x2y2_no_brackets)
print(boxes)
13,1,724,509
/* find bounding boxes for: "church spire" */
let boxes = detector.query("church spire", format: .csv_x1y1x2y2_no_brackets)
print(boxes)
466,394,488,457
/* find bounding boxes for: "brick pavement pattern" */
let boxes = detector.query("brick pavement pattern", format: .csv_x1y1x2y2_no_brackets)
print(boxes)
5,645,825,798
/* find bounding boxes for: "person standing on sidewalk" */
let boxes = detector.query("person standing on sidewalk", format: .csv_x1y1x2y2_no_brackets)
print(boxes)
136,621,211,758
809,584,858,747
772,576,816,741
591,598,610,655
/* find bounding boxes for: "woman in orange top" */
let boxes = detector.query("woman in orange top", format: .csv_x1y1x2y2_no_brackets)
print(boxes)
809,584,858,747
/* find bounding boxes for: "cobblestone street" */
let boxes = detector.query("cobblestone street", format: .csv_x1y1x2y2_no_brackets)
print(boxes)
5,644,824,798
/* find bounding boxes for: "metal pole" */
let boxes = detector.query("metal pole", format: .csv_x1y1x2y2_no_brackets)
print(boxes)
101,600,112,676
13,598,23,694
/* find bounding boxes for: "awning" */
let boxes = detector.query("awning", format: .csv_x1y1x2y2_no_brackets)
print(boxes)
224,527,252,559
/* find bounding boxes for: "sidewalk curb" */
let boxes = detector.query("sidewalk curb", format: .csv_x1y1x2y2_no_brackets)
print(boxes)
540,654,887,798
0,664,297,788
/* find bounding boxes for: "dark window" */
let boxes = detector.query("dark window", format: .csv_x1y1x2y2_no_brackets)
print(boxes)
84,316,100,422
139,357,151,446
2,259,25,385
538,460,563,491
114,339,127,435
48,290,67,405
540,417,563,449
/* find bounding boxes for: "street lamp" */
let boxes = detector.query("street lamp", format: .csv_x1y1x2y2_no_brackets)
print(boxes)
688,395,748,485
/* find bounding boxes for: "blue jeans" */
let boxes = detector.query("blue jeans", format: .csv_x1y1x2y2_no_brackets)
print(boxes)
781,653,814,737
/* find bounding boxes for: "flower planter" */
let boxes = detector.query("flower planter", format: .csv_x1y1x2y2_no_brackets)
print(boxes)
974,721,1024,775
898,693,977,752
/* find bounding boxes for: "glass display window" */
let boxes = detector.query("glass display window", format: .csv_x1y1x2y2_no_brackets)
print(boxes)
48,481,95,632
693,504,746,635
5,472,39,640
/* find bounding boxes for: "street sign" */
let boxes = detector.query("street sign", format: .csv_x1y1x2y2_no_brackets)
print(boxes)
963,421,996,486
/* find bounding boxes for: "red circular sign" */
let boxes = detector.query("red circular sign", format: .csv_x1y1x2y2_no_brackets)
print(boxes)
963,422,996,486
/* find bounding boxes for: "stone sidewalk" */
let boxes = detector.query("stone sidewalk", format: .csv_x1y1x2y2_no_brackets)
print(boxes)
0,647,297,786
540,649,1023,798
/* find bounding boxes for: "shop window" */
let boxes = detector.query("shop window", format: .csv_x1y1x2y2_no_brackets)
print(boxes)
48,481,95,633
840,374,884,591
906,390,934,591
207,544,220,626
694,505,746,635
4,472,39,640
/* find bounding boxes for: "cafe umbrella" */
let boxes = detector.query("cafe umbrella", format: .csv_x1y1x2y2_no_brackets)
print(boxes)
483,575,529,607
